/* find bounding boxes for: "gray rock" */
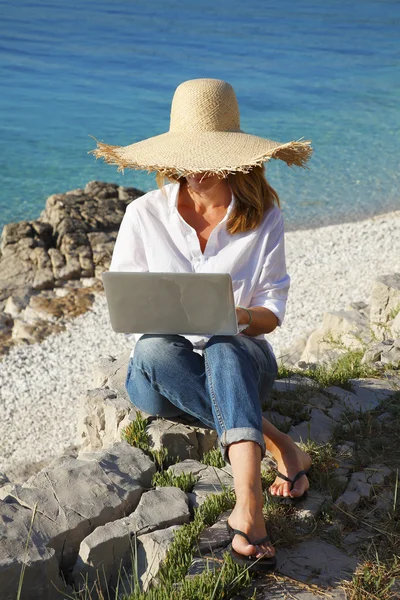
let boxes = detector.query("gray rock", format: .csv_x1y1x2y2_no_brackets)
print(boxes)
294,490,331,523
344,528,371,550
4,442,155,569
168,460,233,500
277,539,359,587
0,502,70,600
369,273,400,341
288,409,335,444
231,577,347,599
348,377,397,408
262,410,292,430
273,376,319,393
364,464,391,486
361,339,394,364
391,311,400,338
195,510,231,553
136,525,181,591
324,384,379,414
77,386,144,454
347,472,372,499
335,490,361,512
380,341,400,367
72,487,189,592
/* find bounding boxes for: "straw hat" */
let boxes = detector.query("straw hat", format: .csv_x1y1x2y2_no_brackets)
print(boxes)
89,78,313,178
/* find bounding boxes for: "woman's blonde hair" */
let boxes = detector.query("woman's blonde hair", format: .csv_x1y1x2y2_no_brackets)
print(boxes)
156,166,280,235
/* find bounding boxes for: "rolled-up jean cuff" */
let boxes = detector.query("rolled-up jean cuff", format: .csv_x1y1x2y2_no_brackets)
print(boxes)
219,427,266,466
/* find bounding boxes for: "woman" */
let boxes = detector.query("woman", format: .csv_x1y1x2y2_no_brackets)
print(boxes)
90,78,313,571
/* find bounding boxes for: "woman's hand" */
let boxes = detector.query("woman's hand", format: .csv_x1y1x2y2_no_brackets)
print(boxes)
236,306,251,326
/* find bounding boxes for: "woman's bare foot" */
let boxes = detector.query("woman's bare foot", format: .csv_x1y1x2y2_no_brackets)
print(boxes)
268,436,312,498
227,505,275,559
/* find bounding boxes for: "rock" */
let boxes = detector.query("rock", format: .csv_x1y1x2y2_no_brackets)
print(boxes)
4,288,33,317
348,377,396,408
369,273,400,341
277,333,309,367
273,376,319,393
344,528,372,550
364,464,391,486
0,502,71,600
167,460,234,501
72,487,189,592
288,409,335,444
231,577,347,599
92,350,131,396
277,539,359,587
335,490,361,512
146,419,201,465
294,491,331,523
262,410,292,430
391,311,400,338
0,472,9,486
324,384,380,414
361,339,394,364
347,472,372,499
3,442,155,569
136,525,181,591
380,340,400,367
195,510,231,553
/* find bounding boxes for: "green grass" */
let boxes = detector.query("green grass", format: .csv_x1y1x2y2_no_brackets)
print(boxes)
151,470,199,493
343,556,400,600
200,448,226,469
278,344,382,391
122,412,171,471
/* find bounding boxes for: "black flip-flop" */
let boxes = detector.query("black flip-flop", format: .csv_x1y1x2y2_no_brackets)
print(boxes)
269,469,309,503
226,520,276,572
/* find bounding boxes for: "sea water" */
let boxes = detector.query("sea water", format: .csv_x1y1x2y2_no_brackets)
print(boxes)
0,0,399,233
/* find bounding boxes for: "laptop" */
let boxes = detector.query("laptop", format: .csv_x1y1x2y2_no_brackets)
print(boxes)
102,271,248,335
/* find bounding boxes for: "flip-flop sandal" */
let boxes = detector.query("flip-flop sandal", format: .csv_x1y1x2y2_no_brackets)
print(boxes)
268,469,309,503
226,520,276,572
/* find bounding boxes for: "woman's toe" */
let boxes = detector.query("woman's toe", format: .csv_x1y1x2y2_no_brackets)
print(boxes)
255,543,275,558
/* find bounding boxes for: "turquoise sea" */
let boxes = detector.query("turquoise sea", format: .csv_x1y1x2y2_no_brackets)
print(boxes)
0,0,399,233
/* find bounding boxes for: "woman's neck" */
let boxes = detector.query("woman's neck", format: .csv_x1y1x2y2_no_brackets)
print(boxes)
180,177,232,214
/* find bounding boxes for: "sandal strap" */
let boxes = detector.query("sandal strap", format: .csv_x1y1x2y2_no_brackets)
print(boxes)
275,469,309,490
229,527,252,545
251,534,272,546
229,527,272,547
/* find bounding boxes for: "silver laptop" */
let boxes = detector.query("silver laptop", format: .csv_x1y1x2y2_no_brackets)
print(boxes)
102,272,247,335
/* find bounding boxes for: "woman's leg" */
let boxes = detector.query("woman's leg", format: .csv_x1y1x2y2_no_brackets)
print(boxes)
202,335,277,559
126,333,216,428
262,419,312,498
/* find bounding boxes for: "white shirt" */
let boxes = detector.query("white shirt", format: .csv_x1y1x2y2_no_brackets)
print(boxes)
110,182,290,359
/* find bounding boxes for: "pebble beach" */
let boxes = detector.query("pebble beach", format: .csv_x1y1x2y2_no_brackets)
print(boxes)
0,208,399,475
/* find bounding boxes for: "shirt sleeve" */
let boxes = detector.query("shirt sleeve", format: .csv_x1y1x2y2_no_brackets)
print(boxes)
109,204,149,272
248,208,290,327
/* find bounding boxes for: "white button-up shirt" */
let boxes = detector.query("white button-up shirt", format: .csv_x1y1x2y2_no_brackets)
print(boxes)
109,182,290,358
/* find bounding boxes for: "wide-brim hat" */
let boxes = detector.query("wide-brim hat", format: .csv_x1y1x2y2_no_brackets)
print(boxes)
89,78,313,178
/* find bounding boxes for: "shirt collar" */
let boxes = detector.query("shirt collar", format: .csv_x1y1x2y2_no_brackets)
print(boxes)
167,181,235,216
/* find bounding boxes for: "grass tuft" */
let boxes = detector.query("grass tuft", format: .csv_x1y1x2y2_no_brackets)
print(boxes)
343,556,400,600
200,447,226,469
151,470,199,493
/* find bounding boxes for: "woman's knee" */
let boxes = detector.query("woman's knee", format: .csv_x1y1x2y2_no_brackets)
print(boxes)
133,334,192,367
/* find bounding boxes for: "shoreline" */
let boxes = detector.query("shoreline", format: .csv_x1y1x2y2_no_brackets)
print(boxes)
0,205,399,476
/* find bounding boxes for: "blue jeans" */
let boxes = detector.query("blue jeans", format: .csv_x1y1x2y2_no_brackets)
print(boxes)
125,334,278,465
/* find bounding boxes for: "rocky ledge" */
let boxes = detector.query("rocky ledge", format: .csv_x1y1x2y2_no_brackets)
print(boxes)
1,339,399,599
0,181,143,357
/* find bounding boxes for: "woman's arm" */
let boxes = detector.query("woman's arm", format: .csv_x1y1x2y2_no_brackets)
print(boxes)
238,208,290,336
236,306,279,335
109,204,149,272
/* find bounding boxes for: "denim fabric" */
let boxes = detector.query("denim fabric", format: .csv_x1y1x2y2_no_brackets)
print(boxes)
125,333,278,465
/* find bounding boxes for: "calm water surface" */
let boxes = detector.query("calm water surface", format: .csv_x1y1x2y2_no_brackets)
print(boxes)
0,0,399,232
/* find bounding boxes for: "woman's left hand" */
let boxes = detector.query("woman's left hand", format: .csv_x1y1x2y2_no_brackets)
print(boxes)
236,306,251,326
